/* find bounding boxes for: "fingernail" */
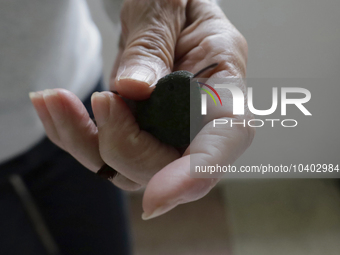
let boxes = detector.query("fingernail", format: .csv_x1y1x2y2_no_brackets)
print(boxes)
117,65,157,86
91,92,111,127
28,91,42,99
43,89,58,97
141,204,174,220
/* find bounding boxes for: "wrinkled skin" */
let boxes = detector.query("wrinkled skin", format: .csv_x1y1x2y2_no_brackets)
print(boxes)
30,0,254,219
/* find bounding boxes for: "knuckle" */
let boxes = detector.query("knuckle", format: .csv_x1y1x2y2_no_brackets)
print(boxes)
99,131,141,167
200,32,247,77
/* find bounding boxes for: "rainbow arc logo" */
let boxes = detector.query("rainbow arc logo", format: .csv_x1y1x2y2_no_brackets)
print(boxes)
198,82,223,106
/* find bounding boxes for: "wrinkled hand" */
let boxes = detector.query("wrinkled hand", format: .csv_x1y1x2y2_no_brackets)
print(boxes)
30,0,254,219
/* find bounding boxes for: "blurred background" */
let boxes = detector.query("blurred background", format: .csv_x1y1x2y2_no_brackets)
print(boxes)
87,0,340,254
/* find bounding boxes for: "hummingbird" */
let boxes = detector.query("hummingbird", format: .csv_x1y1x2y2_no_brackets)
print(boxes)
135,63,218,149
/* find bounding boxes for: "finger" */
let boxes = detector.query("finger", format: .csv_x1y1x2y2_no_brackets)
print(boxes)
175,0,230,61
115,0,187,100
29,91,64,149
109,35,125,92
142,116,254,220
32,89,141,190
174,1,248,78
41,89,104,172
91,91,180,185
142,155,219,220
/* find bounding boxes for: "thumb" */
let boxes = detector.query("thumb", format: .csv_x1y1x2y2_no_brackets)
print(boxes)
142,155,219,220
114,0,187,100
141,115,253,220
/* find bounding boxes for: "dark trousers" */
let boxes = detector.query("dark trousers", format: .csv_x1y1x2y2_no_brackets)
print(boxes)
0,79,131,255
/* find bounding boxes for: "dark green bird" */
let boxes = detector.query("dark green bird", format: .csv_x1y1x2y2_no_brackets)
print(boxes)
135,63,218,149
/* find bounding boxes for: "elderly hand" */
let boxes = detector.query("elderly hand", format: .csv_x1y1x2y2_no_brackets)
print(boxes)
30,0,254,219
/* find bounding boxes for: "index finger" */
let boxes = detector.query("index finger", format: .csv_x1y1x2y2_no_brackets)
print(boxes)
91,91,181,185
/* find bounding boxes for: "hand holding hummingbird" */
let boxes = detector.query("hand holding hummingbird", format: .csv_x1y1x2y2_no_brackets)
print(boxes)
30,0,253,219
